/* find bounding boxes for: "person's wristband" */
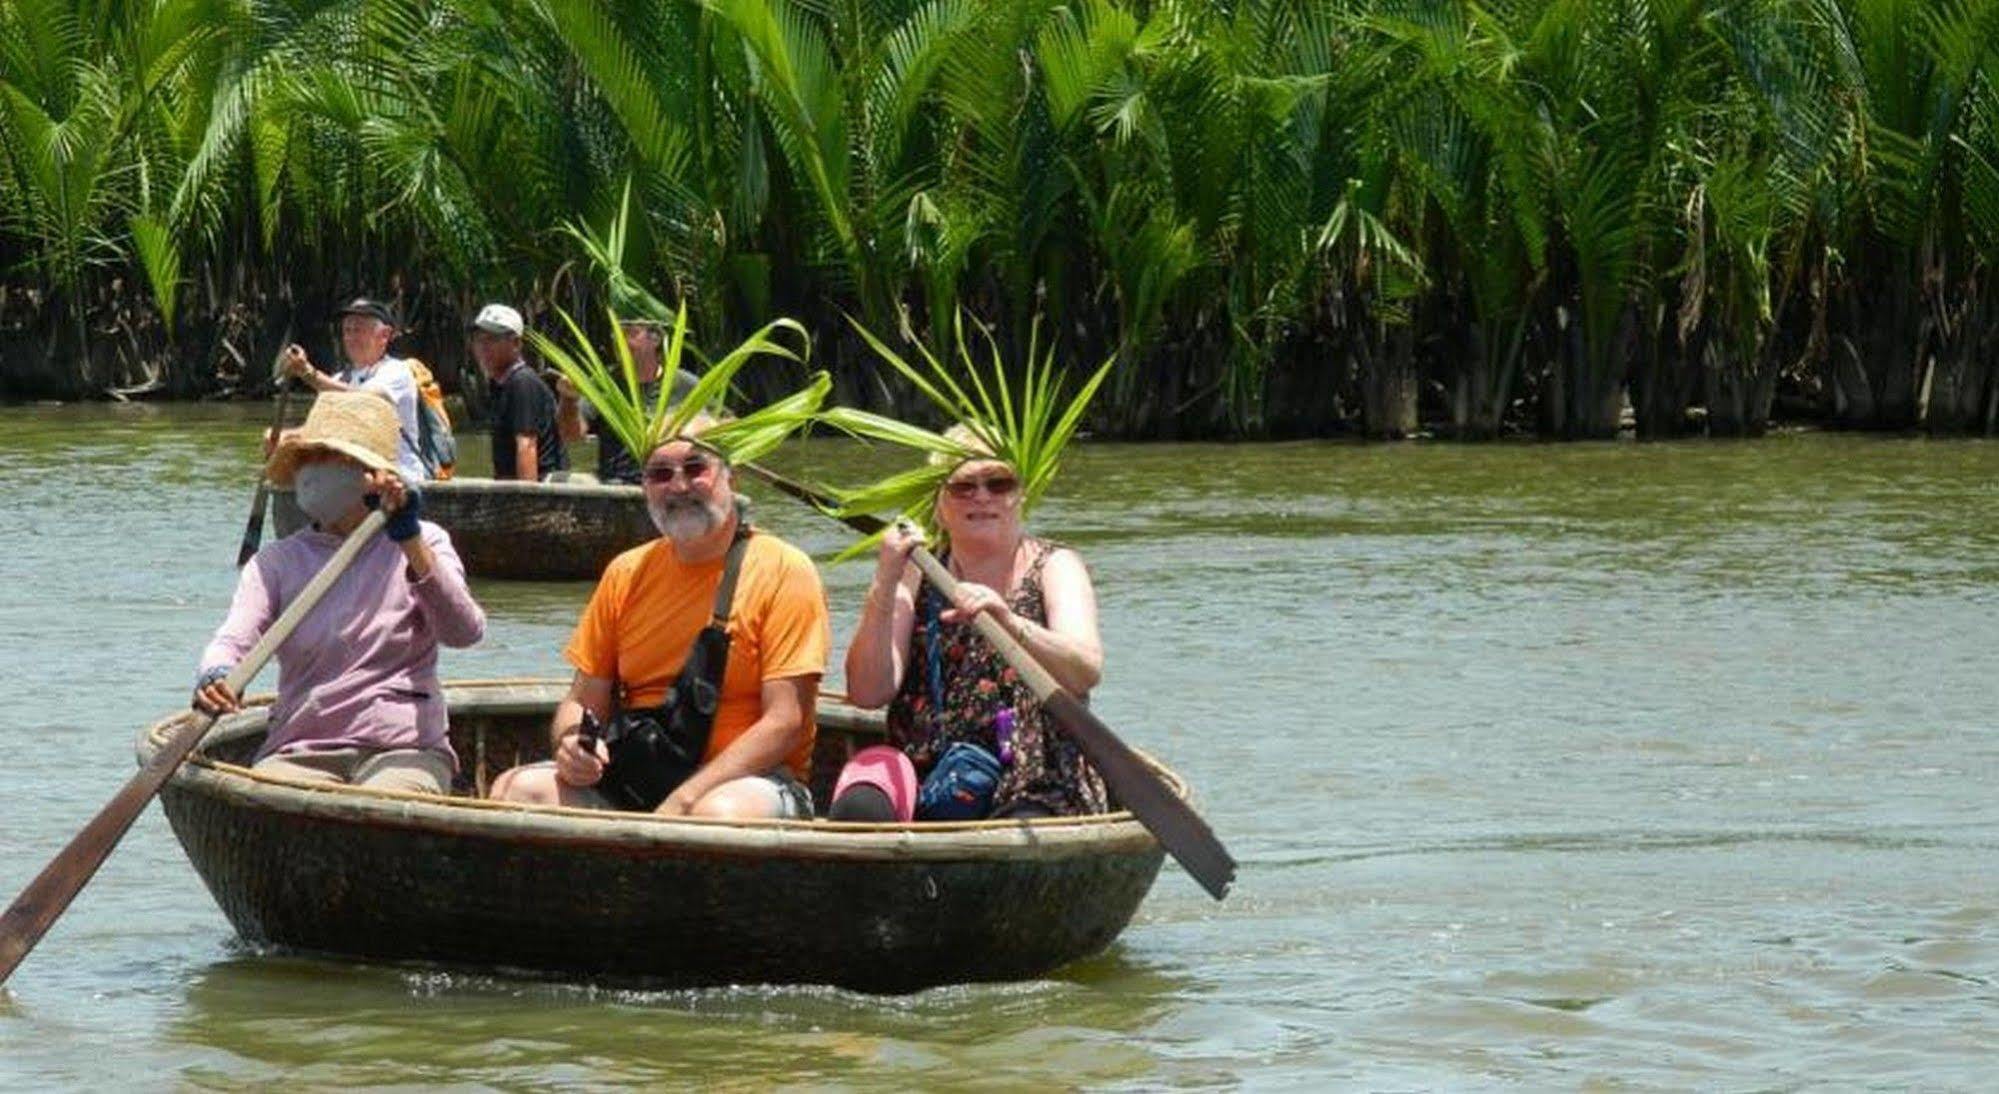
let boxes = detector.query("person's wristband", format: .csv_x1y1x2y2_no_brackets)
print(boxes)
195,665,233,690
385,487,424,542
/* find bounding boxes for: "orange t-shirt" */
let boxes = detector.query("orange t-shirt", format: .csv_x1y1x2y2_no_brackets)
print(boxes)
564,532,830,777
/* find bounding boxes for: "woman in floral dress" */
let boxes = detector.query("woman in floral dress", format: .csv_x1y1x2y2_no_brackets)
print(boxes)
836,433,1106,820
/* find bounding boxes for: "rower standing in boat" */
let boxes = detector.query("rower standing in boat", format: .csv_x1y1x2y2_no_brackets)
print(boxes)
195,392,486,793
469,303,567,481
833,426,1107,822
275,296,429,482
553,317,699,484
488,430,831,819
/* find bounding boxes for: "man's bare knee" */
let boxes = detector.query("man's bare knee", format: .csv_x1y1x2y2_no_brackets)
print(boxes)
690,778,782,820
490,764,556,804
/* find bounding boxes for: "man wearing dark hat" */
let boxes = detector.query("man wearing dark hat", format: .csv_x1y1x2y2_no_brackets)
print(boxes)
281,296,428,481
553,316,700,484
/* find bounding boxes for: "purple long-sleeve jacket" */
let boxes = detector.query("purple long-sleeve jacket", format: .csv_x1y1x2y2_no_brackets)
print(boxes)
199,522,485,766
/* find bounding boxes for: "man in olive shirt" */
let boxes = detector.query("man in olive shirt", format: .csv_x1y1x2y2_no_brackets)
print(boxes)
554,318,698,483
470,303,566,480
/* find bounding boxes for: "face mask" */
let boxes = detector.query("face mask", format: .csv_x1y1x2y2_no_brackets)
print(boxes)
295,461,366,527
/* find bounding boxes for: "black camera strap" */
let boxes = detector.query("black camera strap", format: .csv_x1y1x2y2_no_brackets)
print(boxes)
708,517,752,631
594,512,755,811
608,507,753,717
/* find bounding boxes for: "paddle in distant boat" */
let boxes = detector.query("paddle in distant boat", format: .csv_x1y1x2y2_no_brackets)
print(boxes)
235,369,294,567
0,509,388,986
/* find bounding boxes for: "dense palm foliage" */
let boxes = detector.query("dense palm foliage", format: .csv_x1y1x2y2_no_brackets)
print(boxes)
2,0,1996,438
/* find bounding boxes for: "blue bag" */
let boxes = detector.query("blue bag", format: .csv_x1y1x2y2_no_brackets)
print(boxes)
916,742,1003,821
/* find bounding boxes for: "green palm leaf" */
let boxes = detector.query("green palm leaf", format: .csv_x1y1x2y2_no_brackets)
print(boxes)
528,303,822,468
824,310,1115,551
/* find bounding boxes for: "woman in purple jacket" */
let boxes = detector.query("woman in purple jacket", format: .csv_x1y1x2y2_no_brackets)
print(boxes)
194,392,486,794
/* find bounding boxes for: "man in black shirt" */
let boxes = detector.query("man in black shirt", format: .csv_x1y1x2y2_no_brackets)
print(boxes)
470,303,566,480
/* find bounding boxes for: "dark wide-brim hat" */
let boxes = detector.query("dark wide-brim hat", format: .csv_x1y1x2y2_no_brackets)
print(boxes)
337,297,399,328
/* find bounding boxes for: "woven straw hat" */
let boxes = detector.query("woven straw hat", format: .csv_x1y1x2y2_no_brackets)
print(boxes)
265,392,401,486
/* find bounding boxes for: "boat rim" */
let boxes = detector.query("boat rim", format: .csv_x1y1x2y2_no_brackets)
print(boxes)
139,678,1180,862
270,477,644,499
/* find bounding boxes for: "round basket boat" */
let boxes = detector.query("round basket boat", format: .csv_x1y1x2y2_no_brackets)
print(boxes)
270,479,653,580
138,680,1173,992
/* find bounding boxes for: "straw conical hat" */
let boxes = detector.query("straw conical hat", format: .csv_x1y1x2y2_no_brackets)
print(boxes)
265,392,401,486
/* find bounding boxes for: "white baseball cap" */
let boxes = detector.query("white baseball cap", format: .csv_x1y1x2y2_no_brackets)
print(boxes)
470,303,524,337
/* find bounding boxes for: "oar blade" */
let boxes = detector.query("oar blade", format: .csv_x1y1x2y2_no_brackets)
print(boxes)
1041,691,1236,900
0,715,214,985
236,483,271,567
4,509,383,986
237,379,292,567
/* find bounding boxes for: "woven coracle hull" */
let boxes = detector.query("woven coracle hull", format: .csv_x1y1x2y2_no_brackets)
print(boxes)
270,479,653,580
139,681,1171,991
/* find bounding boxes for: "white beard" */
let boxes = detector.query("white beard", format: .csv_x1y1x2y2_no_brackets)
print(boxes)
649,495,724,541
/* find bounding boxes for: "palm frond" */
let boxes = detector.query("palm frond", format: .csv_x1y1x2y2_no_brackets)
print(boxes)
528,303,819,466
825,310,1115,548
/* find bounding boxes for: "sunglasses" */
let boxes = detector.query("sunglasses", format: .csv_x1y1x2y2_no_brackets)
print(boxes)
643,457,714,485
943,474,1020,499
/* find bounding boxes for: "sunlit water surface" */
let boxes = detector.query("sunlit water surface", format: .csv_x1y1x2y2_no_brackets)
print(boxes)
1,404,1994,1088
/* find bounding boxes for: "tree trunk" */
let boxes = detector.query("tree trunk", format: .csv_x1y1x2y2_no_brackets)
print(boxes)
1360,322,1417,439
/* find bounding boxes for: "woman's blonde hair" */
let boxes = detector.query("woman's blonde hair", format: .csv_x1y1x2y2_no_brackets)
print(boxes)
927,423,1001,469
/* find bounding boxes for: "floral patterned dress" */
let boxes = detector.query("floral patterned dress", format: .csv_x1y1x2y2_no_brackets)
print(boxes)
885,538,1109,816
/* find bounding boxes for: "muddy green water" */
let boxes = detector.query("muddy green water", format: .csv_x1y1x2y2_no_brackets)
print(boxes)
1,404,1994,1089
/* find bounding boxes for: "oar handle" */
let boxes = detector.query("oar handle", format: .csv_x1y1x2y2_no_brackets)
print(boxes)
905,549,1063,697
0,509,387,986
222,508,386,695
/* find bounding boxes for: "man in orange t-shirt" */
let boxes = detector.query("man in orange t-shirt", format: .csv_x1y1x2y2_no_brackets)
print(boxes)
488,434,830,818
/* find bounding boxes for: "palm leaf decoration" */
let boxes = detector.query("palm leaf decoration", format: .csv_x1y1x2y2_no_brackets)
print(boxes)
819,312,1115,551
561,178,673,322
528,303,826,469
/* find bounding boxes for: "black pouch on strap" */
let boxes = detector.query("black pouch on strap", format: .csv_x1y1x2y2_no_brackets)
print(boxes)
596,523,752,812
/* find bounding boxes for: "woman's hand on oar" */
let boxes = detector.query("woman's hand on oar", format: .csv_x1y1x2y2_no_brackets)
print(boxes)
192,666,243,716
0,509,389,987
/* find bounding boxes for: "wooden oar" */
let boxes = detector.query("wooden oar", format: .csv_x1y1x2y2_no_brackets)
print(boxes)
235,375,295,566
0,509,389,986
740,462,1237,900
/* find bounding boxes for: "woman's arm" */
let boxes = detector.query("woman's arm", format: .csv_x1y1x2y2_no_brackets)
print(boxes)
192,554,282,712
842,526,923,708
405,525,485,647
950,547,1102,695
367,470,485,647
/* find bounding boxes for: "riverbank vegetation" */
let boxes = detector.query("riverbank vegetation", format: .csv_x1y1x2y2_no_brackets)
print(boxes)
2,0,1995,438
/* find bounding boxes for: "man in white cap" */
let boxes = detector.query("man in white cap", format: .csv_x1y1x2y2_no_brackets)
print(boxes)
469,302,565,481
280,296,428,481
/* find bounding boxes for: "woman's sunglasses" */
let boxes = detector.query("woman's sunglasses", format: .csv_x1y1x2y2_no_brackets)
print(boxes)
643,457,713,485
943,474,1019,499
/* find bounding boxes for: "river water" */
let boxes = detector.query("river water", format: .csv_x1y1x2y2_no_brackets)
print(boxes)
0,404,1993,1088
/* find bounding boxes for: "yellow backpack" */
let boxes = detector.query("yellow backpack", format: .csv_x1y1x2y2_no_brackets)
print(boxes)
405,358,457,480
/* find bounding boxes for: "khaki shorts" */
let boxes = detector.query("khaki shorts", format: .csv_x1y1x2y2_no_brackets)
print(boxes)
516,763,813,818
253,747,455,795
